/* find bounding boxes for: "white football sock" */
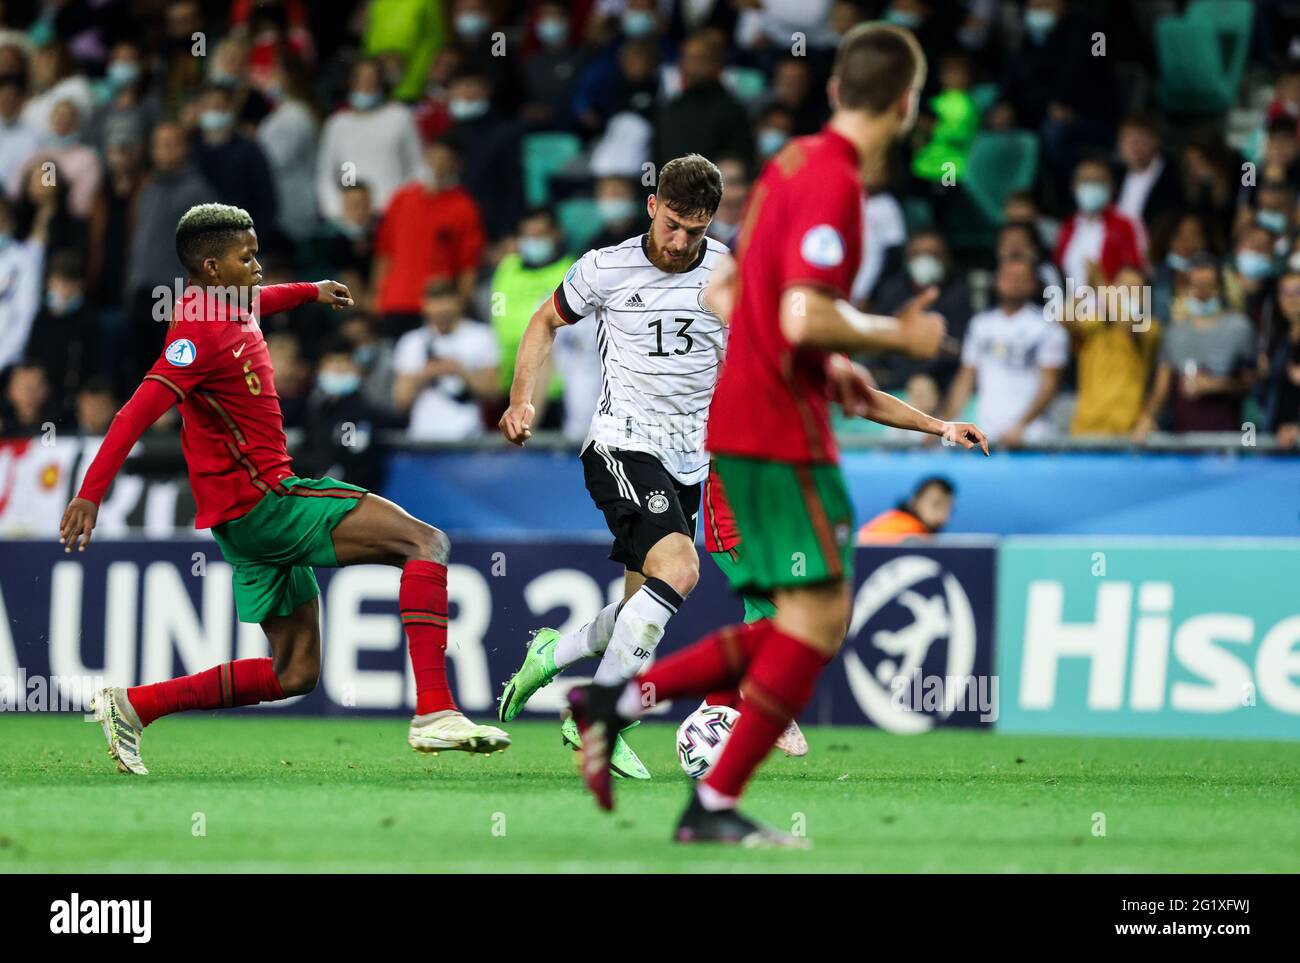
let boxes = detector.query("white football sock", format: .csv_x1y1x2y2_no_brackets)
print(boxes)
553,600,621,670
592,578,684,685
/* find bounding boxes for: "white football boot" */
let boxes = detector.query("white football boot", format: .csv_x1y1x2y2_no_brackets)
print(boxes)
89,687,148,775
775,719,809,757
409,710,511,755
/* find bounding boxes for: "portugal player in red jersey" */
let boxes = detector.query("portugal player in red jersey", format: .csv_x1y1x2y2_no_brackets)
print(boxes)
568,24,988,844
60,203,509,774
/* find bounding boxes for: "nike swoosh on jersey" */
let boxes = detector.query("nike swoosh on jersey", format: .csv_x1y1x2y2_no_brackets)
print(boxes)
232,343,247,358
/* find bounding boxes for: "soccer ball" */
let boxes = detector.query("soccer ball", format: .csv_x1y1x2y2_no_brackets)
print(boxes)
676,704,740,779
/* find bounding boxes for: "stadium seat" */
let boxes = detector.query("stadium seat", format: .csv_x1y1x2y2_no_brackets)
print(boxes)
1154,17,1235,114
522,132,583,208
724,66,767,104
969,82,1000,115
1187,0,1254,96
962,131,1038,226
557,197,604,253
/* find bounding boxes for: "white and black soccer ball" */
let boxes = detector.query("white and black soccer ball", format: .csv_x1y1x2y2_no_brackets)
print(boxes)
676,704,740,779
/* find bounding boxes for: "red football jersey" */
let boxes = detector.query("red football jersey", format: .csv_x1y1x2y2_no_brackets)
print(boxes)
706,127,863,465
78,282,318,529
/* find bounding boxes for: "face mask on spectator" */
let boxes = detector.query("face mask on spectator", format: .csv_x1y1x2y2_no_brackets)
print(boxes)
1185,295,1220,317
1289,252,1300,273
597,197,638,225
332,217,365,239
1236,250,1274,279
449,97,489,121
198,110,232,131
907,253,945,286
1074,182,1109,214
757,127,788,158
1256,209,1287,234
885,7,922,29
354,344,377,366
349,91,381,111
1024,10,1057,44
536,17,567,46
518,236,556,265
107,60,140,89
1167,252,1191,272
45,289,82,314
318,371,361,397
455,12,490,39
47,131,78,149
622,9,656,38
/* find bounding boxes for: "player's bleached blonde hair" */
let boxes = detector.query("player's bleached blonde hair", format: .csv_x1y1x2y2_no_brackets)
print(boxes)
175,203,255,275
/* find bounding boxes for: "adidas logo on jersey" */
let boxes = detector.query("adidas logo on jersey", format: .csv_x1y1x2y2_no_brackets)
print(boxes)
623,292,645,307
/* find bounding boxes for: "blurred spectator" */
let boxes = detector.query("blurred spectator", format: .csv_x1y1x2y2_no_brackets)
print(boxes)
1265,62,1300,128
489,207,568,412
17,157,85,260
319,182,376,304
1181,133,1239,231
190,83,277,236
999,0,1117,206
229,0,317,93
361,0,446,104
709,156,749,245
315,58,422,221
575,35,660,137
445,67,524,241
1054,157,1144,286
911,52,979,186
521,1,587,130
0,362,57,435
0,193,50,371
551,296,601,440
872,229,973,389
754,103,794,163
448,0,520,113
1257,115,1300,189
1240,179,1295,245
338,310,396,411
1151,212,1213,325
856,475,955,544
297,339,401,491
74,377,117,436
392,280,499,440
21,40,94,136
590,175,644,250
1229,222,1280,328
998,220,1063,291
655,32,753,169
25,249,99,422
124,120,214,372
764,55,826,137
373,137,484,334
1003,190,1060,257
28,98,101,218
0,49,40,199
851,155,906,305
1114,112,1183,240
90,39,161,154
1135,259,1254,437
267,330,309,428
1066,264,1161,436
257,56,319,244
942,257,1068,446
1264,270,1300,446
86,128,144,320
159,0,207,114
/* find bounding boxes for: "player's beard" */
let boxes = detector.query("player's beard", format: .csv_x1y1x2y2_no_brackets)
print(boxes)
646,233,701,274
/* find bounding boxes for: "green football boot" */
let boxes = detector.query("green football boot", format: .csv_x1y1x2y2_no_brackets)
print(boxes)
498,628,562,722
561,715,649,780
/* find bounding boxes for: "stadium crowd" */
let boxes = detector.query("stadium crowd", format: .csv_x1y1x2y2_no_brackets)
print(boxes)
3,0,1300,464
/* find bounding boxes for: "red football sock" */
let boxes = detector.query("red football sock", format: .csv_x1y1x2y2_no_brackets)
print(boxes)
128,657,285,727
703,687,741,708
703,627,829,802
638,620,771,704
401,559,456,715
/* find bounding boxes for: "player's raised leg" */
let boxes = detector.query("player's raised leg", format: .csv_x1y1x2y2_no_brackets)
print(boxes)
330,491,510,754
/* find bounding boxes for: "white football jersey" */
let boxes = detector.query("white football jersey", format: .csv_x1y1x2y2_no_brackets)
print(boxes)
555,234,728,485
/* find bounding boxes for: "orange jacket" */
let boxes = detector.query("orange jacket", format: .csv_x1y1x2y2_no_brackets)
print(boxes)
856,508,931,544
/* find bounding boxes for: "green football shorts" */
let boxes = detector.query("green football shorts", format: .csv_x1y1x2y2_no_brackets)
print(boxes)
211,476,367,624
709,548,777,623
711,455,854,596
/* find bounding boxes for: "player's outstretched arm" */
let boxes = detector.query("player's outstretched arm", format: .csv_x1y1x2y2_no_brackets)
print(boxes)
255,280,353,317
781,285,946,358
60,378,179,552
499,296,568,445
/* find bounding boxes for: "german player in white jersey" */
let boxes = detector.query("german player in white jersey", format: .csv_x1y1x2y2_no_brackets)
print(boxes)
497,155,735,778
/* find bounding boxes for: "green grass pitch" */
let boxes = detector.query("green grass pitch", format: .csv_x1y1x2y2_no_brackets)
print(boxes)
2,715,1298,873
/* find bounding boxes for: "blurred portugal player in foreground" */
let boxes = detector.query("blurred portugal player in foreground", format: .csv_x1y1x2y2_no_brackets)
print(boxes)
60,203,509,775
567,23,988,845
